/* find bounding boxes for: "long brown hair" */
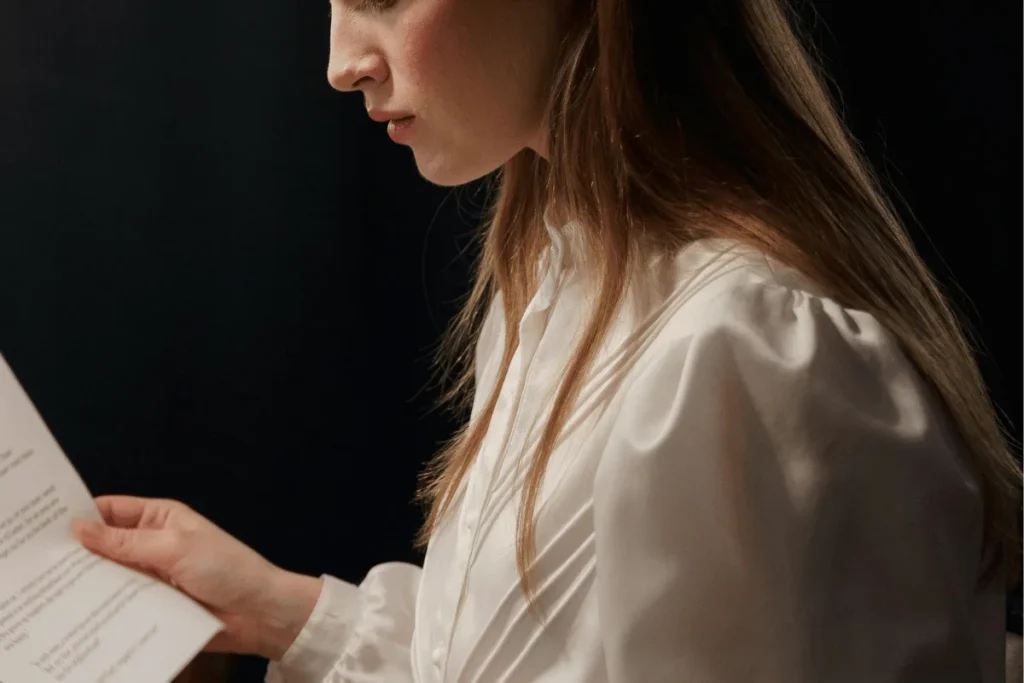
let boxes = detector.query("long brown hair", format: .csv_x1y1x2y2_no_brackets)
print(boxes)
414,0,1021,613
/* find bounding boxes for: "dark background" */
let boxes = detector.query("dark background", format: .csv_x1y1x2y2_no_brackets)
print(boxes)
1,2,1020,680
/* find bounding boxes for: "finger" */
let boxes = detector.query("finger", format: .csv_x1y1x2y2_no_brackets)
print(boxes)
73,521,182,570
94,495,152,528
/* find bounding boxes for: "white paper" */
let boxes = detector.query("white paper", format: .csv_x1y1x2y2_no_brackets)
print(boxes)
0,354,224,683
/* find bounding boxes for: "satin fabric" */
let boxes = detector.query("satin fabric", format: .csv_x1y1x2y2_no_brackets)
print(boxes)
266,222,1004,683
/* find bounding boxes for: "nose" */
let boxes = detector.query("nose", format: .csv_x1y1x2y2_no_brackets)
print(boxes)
327,17,389,92
328,51,388,92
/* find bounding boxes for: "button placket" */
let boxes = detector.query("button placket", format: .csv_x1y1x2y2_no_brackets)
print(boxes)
432,236,568,681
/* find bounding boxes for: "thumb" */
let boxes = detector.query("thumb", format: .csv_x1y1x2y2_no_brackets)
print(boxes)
72,519,178,570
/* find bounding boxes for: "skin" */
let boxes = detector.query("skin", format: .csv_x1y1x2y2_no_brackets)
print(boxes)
73,0,568,662
328,0,565,185
74,497,321,661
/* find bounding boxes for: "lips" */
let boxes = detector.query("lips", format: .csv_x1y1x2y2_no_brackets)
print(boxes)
366,108,417,143
367,109,415,123
386,116,416,143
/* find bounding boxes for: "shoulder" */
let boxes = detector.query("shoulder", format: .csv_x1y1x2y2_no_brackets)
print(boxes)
606,237,974,489
595,240,983,566
636,238,906,395
646,237,871,349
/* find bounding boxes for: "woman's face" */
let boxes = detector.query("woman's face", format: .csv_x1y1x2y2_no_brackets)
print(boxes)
328,0,564,186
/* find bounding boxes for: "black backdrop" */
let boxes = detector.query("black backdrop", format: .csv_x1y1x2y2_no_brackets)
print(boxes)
2,2,1020,680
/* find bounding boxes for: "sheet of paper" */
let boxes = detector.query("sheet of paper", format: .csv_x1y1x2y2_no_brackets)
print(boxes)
0,354,224,683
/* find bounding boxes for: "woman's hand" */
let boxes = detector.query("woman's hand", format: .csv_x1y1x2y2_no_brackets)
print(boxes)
72,496,323,661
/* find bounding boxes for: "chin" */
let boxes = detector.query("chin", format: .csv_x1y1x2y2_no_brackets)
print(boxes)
410,151,496,187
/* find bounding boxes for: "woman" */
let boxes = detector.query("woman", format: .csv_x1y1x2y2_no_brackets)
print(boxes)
72,0,1019,681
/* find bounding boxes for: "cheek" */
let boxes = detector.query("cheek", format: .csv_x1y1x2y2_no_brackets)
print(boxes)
392,1,462,94
393,1,520,129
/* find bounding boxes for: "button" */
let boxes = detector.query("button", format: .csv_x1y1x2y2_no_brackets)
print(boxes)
432,643,446,678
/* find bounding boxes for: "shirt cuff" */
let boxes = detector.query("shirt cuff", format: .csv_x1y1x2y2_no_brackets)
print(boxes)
266,574,362,683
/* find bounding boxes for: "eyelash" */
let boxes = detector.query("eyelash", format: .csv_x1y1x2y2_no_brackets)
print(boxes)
351,0,399,13
329,0,398,18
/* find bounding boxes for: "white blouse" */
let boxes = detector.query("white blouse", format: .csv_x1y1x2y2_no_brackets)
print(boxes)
265,220,1005,683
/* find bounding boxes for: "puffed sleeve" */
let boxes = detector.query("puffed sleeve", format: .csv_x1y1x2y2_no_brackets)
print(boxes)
593,281,991,682
264,563,422,683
